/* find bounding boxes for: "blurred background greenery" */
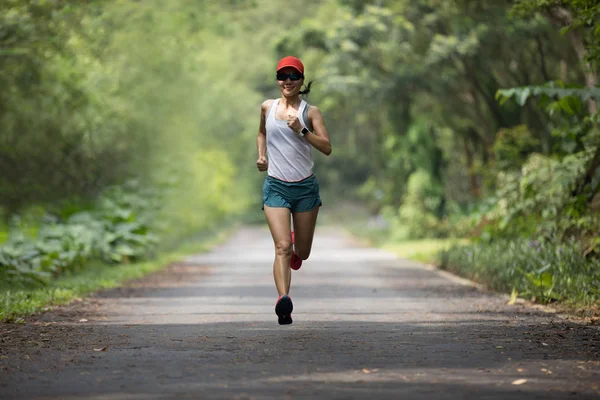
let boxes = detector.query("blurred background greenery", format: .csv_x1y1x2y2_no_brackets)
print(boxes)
1,0,599,319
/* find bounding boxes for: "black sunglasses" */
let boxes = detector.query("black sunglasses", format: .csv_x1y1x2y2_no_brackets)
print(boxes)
276,72,304,81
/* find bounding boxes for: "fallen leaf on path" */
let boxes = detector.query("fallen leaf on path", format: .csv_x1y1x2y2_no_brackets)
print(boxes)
512,379,528,385
541,342,549,346
517,368,525,372
495,346,504,349
362,368,378,374
79,319,88,323
93,347,107,352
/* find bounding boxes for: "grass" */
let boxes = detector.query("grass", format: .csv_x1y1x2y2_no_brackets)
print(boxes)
0,227,233,322
382,238,469,264
438,240,600,322
439,239,600,304
319,199,468,264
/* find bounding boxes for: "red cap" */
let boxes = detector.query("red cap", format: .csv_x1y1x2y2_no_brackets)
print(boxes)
276,56,304,74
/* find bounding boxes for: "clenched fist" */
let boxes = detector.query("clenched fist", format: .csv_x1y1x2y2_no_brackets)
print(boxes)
256,155,268,172
287,110,302,133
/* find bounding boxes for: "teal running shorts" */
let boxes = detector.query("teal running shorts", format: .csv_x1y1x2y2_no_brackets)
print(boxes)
262,174,322,213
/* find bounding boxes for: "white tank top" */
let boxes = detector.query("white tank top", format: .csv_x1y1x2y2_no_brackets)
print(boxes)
266,99,313,182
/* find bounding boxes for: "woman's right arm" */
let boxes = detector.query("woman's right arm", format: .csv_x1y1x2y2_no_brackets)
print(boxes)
256,100,272,172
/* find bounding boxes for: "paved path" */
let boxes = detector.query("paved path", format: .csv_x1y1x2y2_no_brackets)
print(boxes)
1,226,599,399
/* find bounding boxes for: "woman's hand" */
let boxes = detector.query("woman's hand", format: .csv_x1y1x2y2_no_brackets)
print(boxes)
287,110,302,133
256,155,268,172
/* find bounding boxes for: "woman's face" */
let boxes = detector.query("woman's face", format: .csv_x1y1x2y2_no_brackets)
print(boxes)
277,67,304,97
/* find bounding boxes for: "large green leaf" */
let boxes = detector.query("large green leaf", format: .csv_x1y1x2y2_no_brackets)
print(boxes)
496,86,600,106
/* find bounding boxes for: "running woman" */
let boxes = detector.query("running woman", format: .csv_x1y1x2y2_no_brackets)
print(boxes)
256,56,332,325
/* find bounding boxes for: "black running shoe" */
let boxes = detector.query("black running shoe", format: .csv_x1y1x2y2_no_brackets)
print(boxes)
275,294,293,325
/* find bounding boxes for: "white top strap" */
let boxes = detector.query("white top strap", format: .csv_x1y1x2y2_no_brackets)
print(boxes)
297,100,308,131
266,99,279,121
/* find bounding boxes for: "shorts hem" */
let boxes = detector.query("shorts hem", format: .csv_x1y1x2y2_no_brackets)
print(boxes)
261,202,292,211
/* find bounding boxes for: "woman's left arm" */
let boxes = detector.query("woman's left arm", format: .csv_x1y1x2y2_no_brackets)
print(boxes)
305,106,332,156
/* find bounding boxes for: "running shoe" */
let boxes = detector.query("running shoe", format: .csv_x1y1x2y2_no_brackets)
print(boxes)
291,253,302,270
275,294,293,325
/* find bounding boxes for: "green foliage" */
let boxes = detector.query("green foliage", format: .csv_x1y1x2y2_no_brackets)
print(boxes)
511,0,600,68
497,85,600,106
496,84,600,118
0,238,220,322
493,125,541,170
440,239,600,304
0,0,260,220
157,148,252,248
0,2,142,215
479,151,600,248
390,170,446,240
0,183,159,287
383,238,467,265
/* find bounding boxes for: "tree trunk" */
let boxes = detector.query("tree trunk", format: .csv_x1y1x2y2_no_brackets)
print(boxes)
536,34,551,82
548,7,597,114
463,132,481,198
572,147,600,203
560,59,568,82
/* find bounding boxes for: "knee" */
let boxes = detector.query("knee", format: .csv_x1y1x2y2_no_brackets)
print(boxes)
275,240,292,258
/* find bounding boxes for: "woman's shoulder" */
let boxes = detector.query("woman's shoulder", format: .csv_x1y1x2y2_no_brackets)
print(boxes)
305,103,322,116
261,99,277,112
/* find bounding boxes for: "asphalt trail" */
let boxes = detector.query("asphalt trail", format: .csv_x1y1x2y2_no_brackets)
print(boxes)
1,226,599,399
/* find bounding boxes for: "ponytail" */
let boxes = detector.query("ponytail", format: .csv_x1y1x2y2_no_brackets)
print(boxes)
299,80,313,96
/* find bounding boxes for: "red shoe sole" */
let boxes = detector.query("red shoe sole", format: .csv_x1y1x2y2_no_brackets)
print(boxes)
290,231,302,270
291,252,302,270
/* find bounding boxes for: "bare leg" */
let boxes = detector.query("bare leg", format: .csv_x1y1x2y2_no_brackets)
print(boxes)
292,206,319,260
264,205,292,295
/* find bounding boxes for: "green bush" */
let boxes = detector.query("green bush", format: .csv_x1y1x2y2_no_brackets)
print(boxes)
390,170,447,240
0,182,160,288
476,150,599,249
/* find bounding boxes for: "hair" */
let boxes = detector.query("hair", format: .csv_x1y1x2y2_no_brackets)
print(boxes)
299,80,313,97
